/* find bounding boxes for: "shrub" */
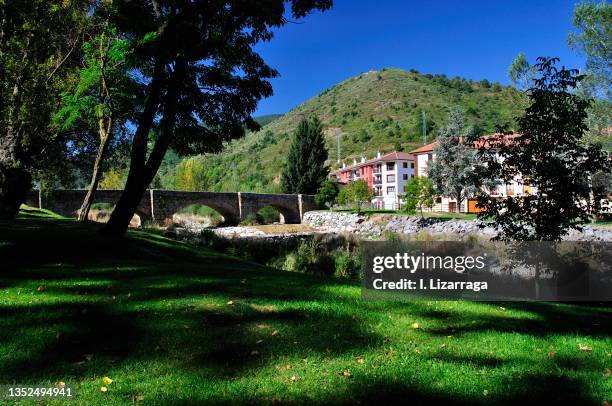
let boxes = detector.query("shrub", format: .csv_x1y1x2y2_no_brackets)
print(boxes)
315,180,339,209
239,213,260,226
257,206,280,224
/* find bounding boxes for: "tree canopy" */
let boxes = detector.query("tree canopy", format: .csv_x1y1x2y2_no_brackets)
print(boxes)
281,116,330,195
100,0,333,236
426,108,481,212
474,57,610,241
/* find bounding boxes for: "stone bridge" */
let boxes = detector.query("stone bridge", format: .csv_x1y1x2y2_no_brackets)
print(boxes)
25,189,318,226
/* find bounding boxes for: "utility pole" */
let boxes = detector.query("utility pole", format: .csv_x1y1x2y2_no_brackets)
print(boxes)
336,128,341,163
422,111,427,145
232,160,236,190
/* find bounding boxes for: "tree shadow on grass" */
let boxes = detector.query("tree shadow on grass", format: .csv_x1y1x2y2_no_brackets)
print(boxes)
1,218,610,404
0,297,382,383
406,300,612,339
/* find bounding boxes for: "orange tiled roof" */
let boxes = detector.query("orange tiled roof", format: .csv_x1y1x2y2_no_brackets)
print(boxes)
409,133,522,155
409,141,438,155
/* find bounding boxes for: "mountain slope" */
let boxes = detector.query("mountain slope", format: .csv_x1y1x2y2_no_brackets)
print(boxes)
166,68,529,193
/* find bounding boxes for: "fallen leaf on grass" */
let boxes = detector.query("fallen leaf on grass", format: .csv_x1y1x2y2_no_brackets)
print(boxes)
55,382,65,388
579,345,593,352
339,370,352,378
250,350,259,356
409,322,420,329
604,368,611,377
256,340,264,345
356,357,364,364
290,375,298,382
36,286,45,292
279,364,291,371
102,377,113,385
100,387,108,393
548,351,557,358
226,300,234,305
271,330,279,336
84,354,94,361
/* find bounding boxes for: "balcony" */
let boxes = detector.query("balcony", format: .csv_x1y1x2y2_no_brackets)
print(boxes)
373,176,382,184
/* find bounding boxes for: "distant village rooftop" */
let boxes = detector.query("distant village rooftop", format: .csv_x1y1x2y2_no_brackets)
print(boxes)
408,133,522,155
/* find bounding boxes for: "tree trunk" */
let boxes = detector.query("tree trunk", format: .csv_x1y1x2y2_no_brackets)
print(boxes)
0,35,32,219
534,260,541,299
101,58,183,237
0,163,31,219
77,119,113,221
0,128,27,219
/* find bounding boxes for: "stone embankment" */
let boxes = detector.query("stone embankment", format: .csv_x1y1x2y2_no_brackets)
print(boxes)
302,211,612,241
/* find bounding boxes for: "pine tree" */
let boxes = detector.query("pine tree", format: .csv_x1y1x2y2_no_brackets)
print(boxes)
427,108,481,212
281,117,329,194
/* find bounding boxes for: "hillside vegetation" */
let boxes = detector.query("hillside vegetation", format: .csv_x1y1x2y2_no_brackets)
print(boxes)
158,68,528,193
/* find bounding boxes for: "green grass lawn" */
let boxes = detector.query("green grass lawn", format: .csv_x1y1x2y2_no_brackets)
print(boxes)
1,208,610,405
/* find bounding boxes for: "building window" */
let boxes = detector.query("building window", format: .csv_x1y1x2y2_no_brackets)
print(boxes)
386,162,395,170
435,197,442,203
403,162,408,168
411,162,414,168
402,174,408,180
387,186,395,194
387,174,395,182
427,153,433,161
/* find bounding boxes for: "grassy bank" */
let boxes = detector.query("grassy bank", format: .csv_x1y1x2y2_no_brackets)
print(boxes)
0,208,610,405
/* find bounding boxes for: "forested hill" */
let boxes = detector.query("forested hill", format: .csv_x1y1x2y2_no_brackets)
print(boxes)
156,67,529,193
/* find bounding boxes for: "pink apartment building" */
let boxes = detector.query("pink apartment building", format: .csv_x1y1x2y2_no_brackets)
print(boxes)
331,151,415,209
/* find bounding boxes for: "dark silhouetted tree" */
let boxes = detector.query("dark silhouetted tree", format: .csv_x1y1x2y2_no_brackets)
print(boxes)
474,57,610,241
281,117,329,194
101,0,332,236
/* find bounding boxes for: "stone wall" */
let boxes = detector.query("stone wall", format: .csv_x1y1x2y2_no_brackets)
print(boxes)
303,211,612,241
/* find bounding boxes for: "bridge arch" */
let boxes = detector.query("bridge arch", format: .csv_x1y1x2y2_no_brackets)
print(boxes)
239,193,301,224
151,190,240,225
39,189,152,224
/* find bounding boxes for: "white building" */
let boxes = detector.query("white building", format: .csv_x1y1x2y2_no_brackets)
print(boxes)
410,136,533,213
332,151,415,210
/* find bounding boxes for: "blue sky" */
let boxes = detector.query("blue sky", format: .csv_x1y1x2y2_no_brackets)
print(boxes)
253,0,585,116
